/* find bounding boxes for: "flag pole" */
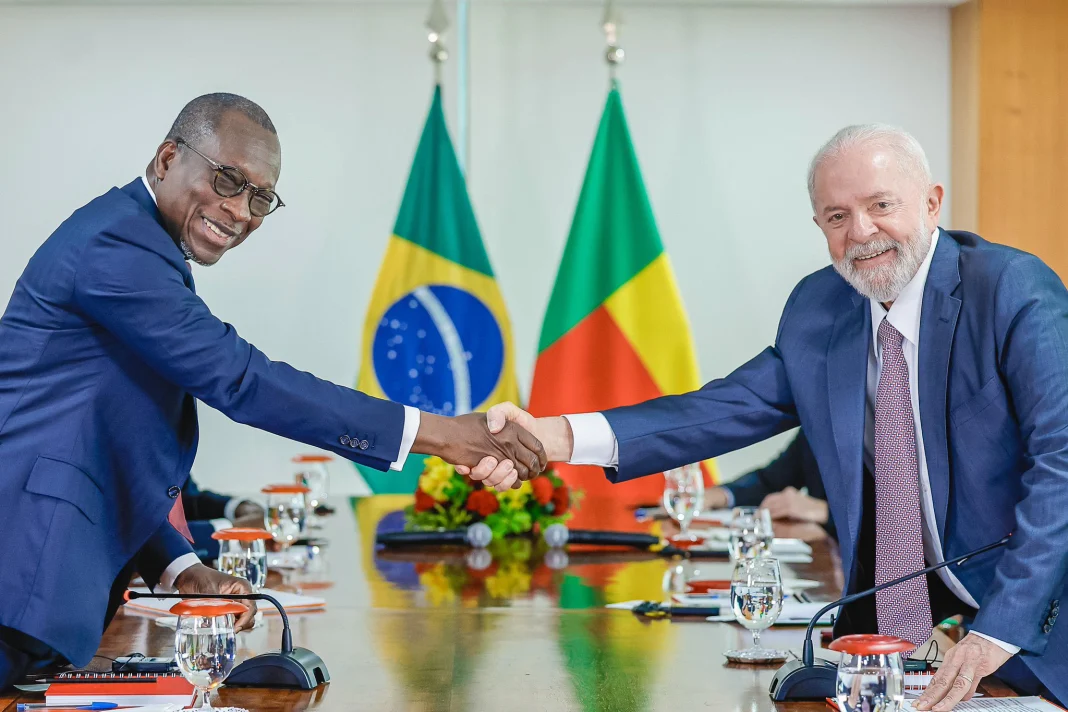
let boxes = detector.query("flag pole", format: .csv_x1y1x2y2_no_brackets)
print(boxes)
426,0,449,85
602,0,624,84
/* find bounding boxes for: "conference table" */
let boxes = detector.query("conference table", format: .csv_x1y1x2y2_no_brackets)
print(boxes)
2,495,1012,712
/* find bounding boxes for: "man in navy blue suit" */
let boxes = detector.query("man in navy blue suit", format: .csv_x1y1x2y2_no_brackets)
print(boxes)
471,125,1068,710
0,93,545,688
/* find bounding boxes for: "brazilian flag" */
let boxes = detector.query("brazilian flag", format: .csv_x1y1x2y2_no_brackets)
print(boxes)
356,85,520,494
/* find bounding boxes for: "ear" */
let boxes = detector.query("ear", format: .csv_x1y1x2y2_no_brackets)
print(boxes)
926,183,945,223
152,140,179,182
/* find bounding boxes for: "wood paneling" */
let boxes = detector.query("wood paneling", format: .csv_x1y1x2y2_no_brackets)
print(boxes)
952,0,1068,277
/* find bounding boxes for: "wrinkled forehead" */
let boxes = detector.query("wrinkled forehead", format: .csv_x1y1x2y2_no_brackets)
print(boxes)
813,144,918,208
195,113,282,190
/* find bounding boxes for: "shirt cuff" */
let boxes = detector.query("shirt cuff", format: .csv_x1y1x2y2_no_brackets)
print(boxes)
390,406,421,472
156,552,201,594
223,498,245,521
210,518,233,532
562,413,618,467
971,631,1021,656
722,487,736,509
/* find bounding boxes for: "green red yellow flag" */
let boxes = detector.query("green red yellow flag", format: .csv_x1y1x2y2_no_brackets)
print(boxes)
528,83,716,527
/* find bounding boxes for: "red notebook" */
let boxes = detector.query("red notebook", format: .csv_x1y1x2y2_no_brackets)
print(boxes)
46,673,194,706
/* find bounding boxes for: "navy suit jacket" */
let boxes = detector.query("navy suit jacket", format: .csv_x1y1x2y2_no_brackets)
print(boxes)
182,477,235,562
726,431,835,539
604,230,1068,695
0,179,404,666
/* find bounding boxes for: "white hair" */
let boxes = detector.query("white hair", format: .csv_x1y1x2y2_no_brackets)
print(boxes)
807,124,933,210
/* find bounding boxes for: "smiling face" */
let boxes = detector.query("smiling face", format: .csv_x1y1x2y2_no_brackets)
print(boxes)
811,141,943,304
150,111,281,266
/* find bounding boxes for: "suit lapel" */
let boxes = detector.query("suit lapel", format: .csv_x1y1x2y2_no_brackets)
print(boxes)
121,178,195,289
826,290,871,563
918,230,962,546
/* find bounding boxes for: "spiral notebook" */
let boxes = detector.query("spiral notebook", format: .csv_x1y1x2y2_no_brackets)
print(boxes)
827,696,1063,711
44,672,194,707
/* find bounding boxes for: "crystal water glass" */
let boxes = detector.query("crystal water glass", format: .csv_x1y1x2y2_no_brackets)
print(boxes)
262,484,308,553
171,600,241,710
728,506,774,560
663,463,705,540
725,557,788,662
212,528,271,591
830,634,911,712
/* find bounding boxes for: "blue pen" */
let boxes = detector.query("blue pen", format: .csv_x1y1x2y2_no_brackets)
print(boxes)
17,703,118,711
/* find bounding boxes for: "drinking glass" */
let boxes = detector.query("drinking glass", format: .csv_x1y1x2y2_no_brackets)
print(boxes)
293,454,331,528
725,557,788,662
728,506,774,560
262,484,308,553
212,528,272,591
830,634,911,712
171,600,242,710
663,463,705,540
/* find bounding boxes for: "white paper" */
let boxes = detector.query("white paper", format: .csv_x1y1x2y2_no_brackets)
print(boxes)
704,598,835,625
902,698,1061,711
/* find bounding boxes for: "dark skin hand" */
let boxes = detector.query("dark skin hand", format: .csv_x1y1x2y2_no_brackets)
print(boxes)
414,413,548,490
233,502,266,529
174,563,257,632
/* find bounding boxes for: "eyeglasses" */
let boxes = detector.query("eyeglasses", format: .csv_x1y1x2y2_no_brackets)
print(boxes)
174,138,284,218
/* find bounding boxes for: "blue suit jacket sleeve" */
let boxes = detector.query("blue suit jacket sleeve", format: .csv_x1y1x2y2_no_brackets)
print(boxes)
726,431,812,505
970,255,1068,653
602,281,804,481
187,520,222,562
135,519,196,590
71,217,405,470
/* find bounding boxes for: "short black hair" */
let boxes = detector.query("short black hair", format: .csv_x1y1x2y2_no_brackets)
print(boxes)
165,93,277,146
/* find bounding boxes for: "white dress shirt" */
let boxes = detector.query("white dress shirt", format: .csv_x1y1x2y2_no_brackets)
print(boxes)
140,176,420,591
564,227,1017,654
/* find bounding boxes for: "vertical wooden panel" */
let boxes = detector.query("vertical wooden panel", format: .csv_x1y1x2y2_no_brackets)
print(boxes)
974,0,1068,276
950,0,980,233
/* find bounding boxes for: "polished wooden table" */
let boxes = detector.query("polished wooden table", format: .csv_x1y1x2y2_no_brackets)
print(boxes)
3,496,1011,712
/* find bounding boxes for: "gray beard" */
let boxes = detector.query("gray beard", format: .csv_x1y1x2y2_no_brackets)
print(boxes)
832,227,931,303
179,239,209,267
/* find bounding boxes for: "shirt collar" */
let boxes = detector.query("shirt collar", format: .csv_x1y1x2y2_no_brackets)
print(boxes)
140,175,159,206
869,227,940,348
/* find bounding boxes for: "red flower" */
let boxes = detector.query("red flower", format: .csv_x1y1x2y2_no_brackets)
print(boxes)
550,485,570,515
531,477,554,506
414,489,437,513
466,489,500,517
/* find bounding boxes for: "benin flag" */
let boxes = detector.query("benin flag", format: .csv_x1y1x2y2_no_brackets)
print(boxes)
356,85,519,494
528,83,716,527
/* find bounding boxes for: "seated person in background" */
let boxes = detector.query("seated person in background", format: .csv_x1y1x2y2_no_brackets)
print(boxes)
704,431,835,538
182,478,266,562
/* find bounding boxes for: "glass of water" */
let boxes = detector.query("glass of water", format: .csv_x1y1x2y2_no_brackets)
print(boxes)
171,599,242,709
212,528,272,591
728,506,774,560
293,454,331,528
725,557,788,662
829,634,911,712
262,484,308,552
663,463,705,540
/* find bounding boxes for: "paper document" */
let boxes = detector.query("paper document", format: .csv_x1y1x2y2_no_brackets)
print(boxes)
902,698,1063,711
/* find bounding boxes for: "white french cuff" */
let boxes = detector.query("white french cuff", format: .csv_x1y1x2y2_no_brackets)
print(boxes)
562,412,619,468
156,552,201,594
970,631,1021,656
390,406,421,471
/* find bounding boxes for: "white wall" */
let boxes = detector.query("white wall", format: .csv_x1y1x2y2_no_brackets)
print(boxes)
0,3,951,496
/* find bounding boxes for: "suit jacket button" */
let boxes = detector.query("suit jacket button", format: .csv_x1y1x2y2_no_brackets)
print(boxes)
1044,623,1053,634
339,435,351,446
167,485,181,498
360,440,370,450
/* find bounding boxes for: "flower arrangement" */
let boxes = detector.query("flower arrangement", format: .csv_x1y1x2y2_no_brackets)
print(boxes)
406,456,579,539
414,537,562,605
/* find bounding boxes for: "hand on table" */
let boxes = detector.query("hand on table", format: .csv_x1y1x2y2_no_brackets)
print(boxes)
415,411,548,492
913,632,1012,711
233,501,267,530
173,563,257,633
759,486,829,524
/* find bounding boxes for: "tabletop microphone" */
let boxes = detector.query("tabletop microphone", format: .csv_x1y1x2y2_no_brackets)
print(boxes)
769,532,1012,701
376,522,494,548
124,589,328,689
542,523,662,550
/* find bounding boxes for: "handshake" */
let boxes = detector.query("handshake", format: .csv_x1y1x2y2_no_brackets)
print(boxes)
416,403,574,491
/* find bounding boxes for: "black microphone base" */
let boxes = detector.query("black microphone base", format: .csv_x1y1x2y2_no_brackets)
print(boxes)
768,659,838,701
225,647,330,689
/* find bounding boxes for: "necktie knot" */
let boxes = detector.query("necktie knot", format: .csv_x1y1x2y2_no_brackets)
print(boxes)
878,319,904,350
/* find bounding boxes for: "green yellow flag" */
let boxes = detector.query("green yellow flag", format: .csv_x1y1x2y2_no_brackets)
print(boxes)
528,82,716,526
357,86,519,493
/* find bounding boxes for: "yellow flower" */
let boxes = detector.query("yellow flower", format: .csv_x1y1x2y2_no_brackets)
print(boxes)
419,456,455,502
419,563,457,606
496,480,531,510
485,562,531,599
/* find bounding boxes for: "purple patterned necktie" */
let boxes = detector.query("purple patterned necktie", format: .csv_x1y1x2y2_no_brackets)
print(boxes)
874,320,932,650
